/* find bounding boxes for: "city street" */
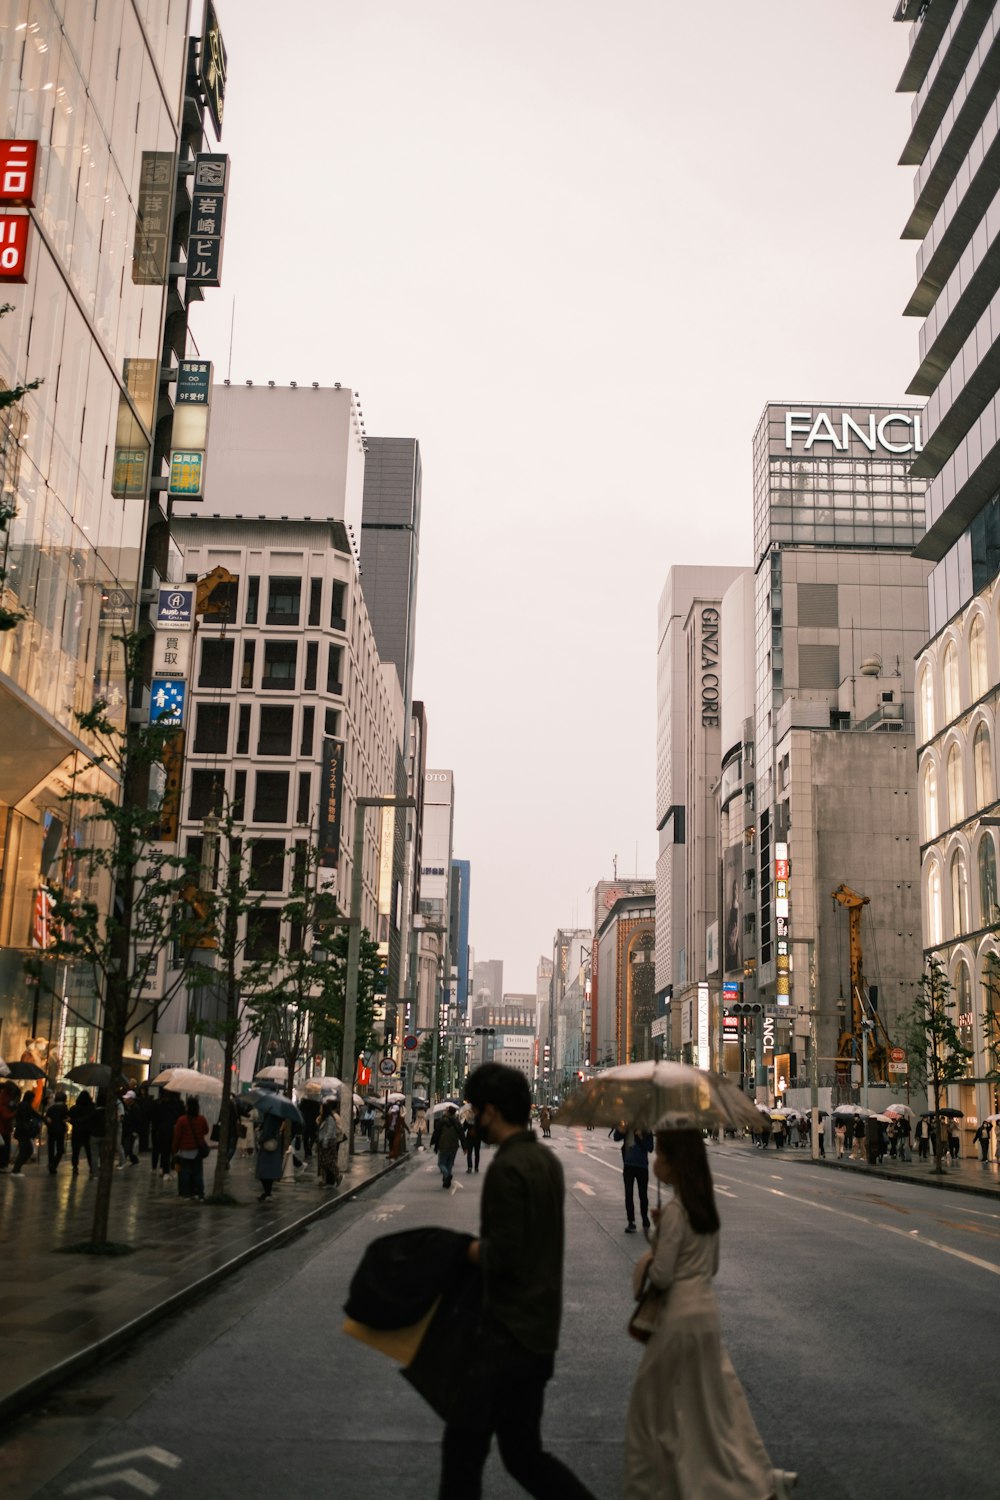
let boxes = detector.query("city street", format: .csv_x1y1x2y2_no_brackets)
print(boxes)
6,1129,1000,1500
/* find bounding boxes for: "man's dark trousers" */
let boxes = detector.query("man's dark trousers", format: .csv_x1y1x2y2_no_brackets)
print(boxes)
623,1164,649,1227
439,1324,594,1499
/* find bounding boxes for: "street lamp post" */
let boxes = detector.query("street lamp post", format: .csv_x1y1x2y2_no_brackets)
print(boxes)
343,795,414,1158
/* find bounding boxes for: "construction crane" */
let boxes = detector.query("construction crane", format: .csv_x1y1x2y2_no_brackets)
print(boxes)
831,883,893,1085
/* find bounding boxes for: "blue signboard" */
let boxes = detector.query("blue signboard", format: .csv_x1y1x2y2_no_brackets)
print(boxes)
156,586,194,627
150,678,186,726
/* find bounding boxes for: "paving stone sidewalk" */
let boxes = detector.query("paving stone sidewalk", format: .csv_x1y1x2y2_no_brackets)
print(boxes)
0,1143,408,1424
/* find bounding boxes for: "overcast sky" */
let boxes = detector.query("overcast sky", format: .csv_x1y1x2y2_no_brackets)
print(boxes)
192,1,923,993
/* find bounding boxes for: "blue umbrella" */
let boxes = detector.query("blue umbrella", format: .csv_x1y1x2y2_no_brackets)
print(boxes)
251,1090,303,1127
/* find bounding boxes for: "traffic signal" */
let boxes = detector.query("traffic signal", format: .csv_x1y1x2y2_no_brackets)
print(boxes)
730,1002,763,1016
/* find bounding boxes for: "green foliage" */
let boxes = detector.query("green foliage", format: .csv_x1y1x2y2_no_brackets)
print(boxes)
309,925,382,1068
981,952,1000,1082
902,956,973,1172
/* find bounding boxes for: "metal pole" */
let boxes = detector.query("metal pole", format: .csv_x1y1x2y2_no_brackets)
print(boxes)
343,795,414,1158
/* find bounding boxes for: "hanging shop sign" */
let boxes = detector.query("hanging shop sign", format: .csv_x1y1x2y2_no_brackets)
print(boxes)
168,449,204,497
186,154,229,287
0,213,29,282
156,587,195,628
317,738,346,866
152,630,192,679
0,140,38,205
149,678,186,727
199,0,228,139
775,842,790,1004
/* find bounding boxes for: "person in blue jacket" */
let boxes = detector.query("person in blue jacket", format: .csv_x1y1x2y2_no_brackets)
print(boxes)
613,1121,654,1235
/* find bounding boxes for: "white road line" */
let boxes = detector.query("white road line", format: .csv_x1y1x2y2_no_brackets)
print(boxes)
746,1181,1000,1277
576,1148,623,1175
573,1181,596,1196
717,1186,737,1198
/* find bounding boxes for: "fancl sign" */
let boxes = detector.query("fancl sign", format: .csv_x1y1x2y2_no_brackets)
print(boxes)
784,410,923,455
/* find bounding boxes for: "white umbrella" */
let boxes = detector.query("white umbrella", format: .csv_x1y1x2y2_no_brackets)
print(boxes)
554,1060,763,1133
385,1091,406,1103
884,1103,914,1117
353,1093,364,1110
832,1103,871,1117
982,1113,1000,1123
151,1067,223,1096
301,1076,344,1098
430,1100,462,1115
254,1065,290,1082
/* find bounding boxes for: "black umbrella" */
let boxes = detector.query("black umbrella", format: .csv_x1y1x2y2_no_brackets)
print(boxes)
1,1061,45,1080
67,1063,125,1088
920,1107,963,1119
251,1091,303,1127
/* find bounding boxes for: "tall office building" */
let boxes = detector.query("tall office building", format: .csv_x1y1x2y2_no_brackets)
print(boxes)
746,402,929,1097
895,0,1000,1126
0,4,217,1073
449,858,471,1014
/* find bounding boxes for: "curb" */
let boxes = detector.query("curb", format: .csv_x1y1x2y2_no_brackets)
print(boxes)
0,1154,410,1428
801,1153,1000,1201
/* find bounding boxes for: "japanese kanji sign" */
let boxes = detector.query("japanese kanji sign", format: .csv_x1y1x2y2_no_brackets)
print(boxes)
0,214,29,282
152,631,192,679
168,449,204,496
149,678,187,727
176,360,212,404
0,140,38,206
132,151,174,286
186,154,228,287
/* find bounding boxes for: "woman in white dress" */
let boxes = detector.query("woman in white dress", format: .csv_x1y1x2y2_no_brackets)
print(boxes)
624,1128,797,1500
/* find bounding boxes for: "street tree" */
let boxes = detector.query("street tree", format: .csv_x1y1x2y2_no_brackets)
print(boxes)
309,925,382,1082
184,807,267,1201
0,301,43,630
980,951,1000,1093
901,956,972,1174
241,838,345,1097
415,1032,448,1100
25,637,202,1248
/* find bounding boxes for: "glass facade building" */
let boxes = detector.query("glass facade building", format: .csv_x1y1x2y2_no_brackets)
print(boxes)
0,4,189,1072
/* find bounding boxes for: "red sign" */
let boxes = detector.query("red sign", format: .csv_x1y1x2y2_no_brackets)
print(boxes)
0,214,29,281
356,1063,372,1087
0,140,38,206
774,859,789,880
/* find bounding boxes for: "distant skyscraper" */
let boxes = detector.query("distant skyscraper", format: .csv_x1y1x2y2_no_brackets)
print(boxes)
360,438,421,715
450,859,471,1013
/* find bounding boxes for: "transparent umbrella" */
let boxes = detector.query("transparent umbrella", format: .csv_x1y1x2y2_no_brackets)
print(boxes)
554,1061,762,1134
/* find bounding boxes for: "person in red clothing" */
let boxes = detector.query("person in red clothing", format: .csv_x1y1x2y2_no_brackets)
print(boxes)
171,1095,209,1200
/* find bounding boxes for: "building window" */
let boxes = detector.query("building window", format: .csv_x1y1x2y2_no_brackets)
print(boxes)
918,665,935,743
262,640,297,690
258,704,294,755
955,961,974,1076
233,769,247,818
970,616,989,700
308,578,323,627
300,705,315,757
266,576,301,626
296,771,311,824
978,837,999,927
246,906,281,961
245,576,260,624
249,839,286,892
330,581,347,631
199,638,234,689
974,723,994,808
946,743,965,825
926,861,942,947
241,639,256,689
922,760,939,840
304,640,318,692
942,641,960,721
325,708,341,738
254,771,289,823
950,850,970,937
236,703,251,755
327,643,343,695
193,702,229,755
189,768,225,821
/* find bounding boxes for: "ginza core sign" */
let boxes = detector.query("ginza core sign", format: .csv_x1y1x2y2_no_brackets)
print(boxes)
784,409,923,454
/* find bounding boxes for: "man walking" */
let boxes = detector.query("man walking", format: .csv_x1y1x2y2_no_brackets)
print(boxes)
612,1121,653,1235
431,1105,462,1189
439,1063,596,1500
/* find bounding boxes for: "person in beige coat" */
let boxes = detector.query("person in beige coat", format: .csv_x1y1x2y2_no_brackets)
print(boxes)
623,1128,797,1500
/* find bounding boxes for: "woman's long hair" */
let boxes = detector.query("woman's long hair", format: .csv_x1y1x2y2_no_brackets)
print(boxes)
655,1129,720,1235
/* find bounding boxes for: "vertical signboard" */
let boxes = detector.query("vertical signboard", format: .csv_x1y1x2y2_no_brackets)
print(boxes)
199,0,228,139
186,154,229,287
318,738,345,866
0,140,38,205
774,841,790,1005
0,214,29,282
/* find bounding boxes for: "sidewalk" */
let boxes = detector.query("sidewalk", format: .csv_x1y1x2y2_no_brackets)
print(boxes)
0,1143,409,1425
758,1141,1000,1199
